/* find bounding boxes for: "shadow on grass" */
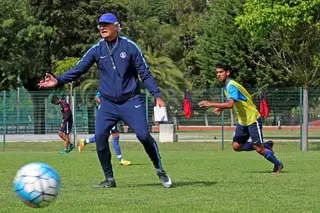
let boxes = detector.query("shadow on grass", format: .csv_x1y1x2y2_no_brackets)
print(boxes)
173,181,217,187
248,170,289,174
119,163,149,166
130,181,217,188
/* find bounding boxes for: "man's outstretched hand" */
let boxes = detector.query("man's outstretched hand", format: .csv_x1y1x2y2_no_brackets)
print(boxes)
38,73,58,88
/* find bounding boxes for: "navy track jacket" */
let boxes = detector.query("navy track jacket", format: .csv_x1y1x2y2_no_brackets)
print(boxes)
56,36,161,102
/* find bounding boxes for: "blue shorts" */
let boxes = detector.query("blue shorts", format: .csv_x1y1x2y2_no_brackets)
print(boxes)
233,117,263,144
110,125,119,133
59,120,73,135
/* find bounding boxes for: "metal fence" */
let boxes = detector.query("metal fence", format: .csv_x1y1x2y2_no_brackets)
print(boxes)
1,87,320,134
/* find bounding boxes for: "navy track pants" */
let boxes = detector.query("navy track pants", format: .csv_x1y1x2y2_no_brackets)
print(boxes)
95,94,162,179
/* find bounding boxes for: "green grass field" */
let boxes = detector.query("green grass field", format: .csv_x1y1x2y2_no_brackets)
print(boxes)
1,142,320,213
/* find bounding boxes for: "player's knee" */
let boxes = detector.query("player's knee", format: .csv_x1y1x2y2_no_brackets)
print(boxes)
232,142,242,151
254,145,265,154
136,132,150,142
95,130,109,142
58,132,64,138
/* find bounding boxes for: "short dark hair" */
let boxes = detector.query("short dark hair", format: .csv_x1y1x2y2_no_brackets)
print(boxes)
51,95,59,104
216,60,232,72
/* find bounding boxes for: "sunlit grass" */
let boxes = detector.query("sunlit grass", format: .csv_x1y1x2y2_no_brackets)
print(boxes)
1,142,320,213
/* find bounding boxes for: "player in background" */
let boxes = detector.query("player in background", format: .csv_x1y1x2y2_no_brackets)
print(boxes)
78,92,131,166
198,61,283,173
51,95,75,154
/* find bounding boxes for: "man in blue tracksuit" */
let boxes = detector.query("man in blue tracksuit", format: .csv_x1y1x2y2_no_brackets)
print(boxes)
38,13,172,188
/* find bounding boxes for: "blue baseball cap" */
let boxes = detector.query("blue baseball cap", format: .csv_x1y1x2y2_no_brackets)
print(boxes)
98,13,118,23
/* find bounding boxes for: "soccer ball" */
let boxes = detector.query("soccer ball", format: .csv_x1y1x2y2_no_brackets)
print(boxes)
13,162,61,208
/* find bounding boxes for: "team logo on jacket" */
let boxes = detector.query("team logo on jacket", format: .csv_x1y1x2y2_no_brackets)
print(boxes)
120,52,127,58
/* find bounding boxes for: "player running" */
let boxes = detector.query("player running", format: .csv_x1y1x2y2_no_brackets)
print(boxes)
198,61,283,173
78,92,131,166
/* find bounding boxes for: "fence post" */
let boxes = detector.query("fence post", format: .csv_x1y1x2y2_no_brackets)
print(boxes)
73,89,77,146
299,87,303,151
17,86,20,134
44,97,47,134
3,91,6,152
220,88,224,151
302,88,308,151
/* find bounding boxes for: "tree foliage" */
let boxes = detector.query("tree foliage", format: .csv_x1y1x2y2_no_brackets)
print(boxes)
196,0,261,88
0,0,54,90
236,0,320,88
143,48,191,103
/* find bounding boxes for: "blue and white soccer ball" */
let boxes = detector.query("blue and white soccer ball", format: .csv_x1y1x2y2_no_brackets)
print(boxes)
13,162,61,208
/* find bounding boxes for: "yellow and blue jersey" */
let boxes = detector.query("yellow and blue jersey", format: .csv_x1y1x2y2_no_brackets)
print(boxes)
224,79,260,126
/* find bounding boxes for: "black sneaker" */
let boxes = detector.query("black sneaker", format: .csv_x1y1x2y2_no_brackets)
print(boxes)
93,178,116,188
156,168,173,188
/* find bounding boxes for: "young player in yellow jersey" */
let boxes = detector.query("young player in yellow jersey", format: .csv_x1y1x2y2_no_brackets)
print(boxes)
198,61,283,173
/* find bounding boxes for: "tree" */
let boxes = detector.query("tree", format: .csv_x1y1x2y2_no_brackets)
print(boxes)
170,0,210,89
143,48,192,126
0,0,53,90
124,0,209,89
143,48,191,100
0,0,56,133
196,0,263,88
0,0,26,89
236,0,320,151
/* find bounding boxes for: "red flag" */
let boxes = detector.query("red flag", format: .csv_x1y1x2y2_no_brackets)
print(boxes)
184,99,191,118
184,89,193,119
259,89,269,118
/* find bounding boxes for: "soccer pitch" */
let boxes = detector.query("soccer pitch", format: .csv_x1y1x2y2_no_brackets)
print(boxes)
1,142,320,213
